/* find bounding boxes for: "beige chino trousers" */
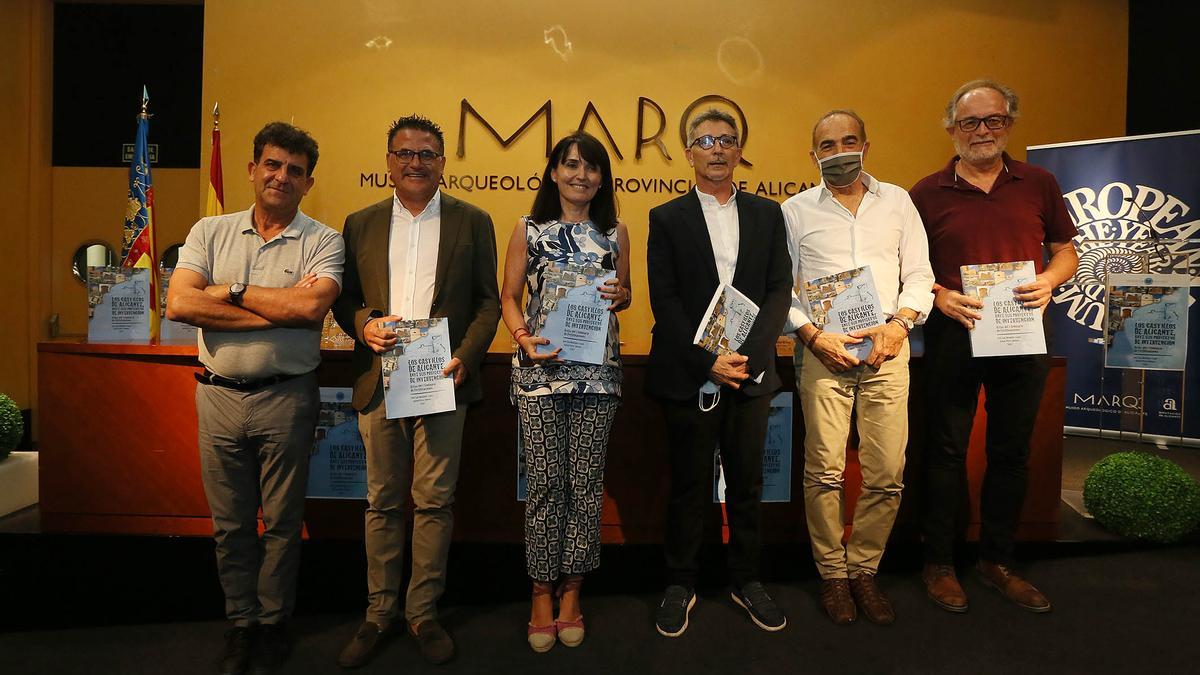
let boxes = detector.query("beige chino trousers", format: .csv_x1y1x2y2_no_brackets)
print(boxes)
796,339,910,579
358,390,467,628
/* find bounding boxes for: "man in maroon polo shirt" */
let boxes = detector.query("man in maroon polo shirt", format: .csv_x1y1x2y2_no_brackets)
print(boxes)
909,79,1078,614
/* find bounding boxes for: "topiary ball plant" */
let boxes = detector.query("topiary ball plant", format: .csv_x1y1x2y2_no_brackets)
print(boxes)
0,393,22,461
1083,451,1200,543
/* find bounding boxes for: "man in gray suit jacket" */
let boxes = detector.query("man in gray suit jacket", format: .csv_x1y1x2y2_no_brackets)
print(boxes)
332,115,500,668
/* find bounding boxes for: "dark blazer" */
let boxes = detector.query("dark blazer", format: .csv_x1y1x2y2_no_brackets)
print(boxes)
645,189,792,401
333,193,501,411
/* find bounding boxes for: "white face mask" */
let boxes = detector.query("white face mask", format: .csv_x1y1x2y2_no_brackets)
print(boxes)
816,150,864,188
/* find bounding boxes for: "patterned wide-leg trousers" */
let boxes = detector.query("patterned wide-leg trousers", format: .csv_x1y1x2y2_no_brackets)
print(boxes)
516,393,619,582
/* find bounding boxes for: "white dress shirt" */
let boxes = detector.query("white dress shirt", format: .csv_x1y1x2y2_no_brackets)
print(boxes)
388,189,442,319
782,172,934,334
696,186,739,286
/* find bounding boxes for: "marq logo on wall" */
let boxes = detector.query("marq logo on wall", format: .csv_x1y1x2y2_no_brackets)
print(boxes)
359,95,815,198
1052,181,1198,331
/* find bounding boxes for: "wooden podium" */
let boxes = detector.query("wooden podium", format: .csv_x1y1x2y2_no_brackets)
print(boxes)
37,340,1064,542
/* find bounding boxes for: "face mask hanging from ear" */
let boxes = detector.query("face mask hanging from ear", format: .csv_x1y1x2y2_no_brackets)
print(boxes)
816,151,864,188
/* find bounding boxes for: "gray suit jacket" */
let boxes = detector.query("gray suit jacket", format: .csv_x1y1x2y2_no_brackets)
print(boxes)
333,193,501,411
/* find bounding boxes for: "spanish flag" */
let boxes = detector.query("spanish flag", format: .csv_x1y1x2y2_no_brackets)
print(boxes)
205,103,224,217
121,86,160,338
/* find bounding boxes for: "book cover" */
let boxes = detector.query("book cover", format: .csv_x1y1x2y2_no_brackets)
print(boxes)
87,266,152,343
382,318,456,419
960,260,1047,357
1104,274,1190,371
693,283,760,355
533,261,612,364
306,387,367,499
802,265,884,361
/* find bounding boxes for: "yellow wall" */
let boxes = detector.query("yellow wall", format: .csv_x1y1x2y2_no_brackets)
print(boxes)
202,0,1128,355
2,0,1128,423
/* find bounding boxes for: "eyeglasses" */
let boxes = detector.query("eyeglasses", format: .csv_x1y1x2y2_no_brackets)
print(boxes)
690,134,738,150
388,149,443,164
954,115,1010,132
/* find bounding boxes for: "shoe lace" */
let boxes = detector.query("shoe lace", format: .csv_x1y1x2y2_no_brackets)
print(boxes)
742,582,774,609
822,579,852,602
661,585,691,609
852,575,884,603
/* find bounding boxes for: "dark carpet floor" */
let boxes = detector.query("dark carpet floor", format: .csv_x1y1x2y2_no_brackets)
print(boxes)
1,537,1198,675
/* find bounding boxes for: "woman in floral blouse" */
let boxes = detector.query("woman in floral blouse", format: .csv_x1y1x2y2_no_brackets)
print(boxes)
500,132,631,652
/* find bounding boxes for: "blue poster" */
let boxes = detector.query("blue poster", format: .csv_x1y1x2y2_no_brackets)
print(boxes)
307,387,367,499
1105,274,1190,371
715,392,793,503
1027,131,1200,442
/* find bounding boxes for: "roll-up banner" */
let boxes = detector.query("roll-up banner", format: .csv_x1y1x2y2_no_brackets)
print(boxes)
1027,131,1200,444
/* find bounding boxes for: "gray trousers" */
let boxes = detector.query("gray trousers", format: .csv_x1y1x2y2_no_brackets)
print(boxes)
196,372,318,627
359,393,466,628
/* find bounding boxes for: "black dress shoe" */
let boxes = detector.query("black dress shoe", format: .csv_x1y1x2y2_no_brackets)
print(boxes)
410,620,455,664
250,623,290,674
337,621,389,668
219,626,256,675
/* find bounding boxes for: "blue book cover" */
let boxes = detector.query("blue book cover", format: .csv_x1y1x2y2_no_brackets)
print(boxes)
1105,274,1190,371
802,265,883,361
534,262,611,365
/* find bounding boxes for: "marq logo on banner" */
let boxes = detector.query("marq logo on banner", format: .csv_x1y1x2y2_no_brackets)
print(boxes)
1053,182,1198,331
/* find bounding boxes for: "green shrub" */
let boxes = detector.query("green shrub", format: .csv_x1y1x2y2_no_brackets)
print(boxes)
1083,451,1200,543
0,393,22,460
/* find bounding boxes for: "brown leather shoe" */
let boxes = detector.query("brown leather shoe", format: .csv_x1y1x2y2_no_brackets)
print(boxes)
819,578,857,625
849,573,895,625
977,560,1052,612
922,563,968,613
410,620,455,664
337,621,388,669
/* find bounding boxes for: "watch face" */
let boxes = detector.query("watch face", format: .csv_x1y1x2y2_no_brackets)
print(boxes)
231,283,245,294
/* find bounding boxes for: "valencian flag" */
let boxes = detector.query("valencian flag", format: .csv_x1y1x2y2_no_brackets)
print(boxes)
122,86,160,337
205,103,224,217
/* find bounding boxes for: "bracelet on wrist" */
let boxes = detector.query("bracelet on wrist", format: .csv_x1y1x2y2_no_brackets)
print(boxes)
887,316,913,336
806,328,824,350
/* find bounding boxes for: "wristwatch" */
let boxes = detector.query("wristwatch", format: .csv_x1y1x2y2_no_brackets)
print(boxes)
888,314,915,333
229,282,246,306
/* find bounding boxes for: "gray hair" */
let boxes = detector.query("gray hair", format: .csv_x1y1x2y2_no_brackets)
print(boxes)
686,108,740,145
943,79,1020,128
811,109,867,150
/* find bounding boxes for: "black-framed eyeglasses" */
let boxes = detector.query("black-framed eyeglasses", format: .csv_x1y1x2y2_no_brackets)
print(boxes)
388,149,443,164
954,115,1010,132
690,134,738,150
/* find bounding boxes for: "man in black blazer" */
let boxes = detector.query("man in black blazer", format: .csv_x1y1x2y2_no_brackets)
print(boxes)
646,109,792,637
332,115,500,667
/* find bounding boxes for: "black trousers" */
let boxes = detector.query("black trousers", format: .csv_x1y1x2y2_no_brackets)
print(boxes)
921,310,1050,565
661,390,771,588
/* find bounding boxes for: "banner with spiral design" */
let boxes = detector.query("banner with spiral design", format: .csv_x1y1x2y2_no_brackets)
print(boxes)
1028,131,1199,443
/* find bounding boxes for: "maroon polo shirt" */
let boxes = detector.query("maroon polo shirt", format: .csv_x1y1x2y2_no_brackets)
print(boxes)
910,152,1077,292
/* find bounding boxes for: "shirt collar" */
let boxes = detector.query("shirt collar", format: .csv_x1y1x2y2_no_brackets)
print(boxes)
242,205,307,239
393,189,442,219
939,152,1019,188
695,185,737,208
816,171,879,203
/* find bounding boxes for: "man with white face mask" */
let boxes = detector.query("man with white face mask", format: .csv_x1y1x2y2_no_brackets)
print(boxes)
782,110,934,625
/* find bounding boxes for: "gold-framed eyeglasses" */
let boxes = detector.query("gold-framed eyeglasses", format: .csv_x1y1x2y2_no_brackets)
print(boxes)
954,115,1010,132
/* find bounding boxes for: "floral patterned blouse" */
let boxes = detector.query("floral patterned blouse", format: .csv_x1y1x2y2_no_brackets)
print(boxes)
512,217,622,398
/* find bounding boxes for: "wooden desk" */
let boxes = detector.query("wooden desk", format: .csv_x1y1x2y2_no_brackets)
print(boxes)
37,340,1064,542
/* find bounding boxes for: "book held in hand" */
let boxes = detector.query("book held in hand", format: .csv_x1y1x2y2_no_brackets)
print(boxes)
960,260,1046,357
533,261,612,365
692,284,763,402
382,318,456,419
802,265,884,361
